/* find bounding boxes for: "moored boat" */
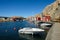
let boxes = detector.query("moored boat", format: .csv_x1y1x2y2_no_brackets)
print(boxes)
18,28,45,35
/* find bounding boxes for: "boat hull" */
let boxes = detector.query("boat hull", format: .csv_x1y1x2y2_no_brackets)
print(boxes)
18,28,45,35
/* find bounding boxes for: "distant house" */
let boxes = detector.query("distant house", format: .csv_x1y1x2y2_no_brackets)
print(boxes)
27,16,35,21
36,17,41,21
10,16,24,21
0,18,5,22
42,16,51,22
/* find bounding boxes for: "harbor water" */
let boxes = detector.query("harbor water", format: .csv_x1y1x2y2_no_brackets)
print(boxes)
0,21,46,40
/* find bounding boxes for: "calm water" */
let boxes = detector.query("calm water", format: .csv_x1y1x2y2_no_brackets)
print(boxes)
0,21,46,40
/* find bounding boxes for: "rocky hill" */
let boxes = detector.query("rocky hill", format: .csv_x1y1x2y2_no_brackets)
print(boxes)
42,0,60,22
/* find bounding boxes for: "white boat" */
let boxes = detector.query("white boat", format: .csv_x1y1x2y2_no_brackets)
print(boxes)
38,22,53,27
40,23,51,26
18,28,44,35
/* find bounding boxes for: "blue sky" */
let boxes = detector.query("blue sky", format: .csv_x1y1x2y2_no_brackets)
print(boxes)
0,0,55,17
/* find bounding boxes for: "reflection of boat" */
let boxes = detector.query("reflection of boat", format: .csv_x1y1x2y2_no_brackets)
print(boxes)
18,28,44,35
19,34,44,40
19,34,35,40
19,32,46,40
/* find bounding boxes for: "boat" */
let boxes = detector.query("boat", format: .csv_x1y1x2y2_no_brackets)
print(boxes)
40,23,52,27
38,22,53,27
18,28,45,35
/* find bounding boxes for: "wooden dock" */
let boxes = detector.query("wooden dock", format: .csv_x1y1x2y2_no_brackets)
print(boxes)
45,23,60,40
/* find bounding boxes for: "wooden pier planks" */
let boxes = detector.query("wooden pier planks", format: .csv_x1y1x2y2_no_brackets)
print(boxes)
45,23,60,40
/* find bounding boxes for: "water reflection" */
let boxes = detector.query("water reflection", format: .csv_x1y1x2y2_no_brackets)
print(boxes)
19,32,46,40
0,21,46,40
